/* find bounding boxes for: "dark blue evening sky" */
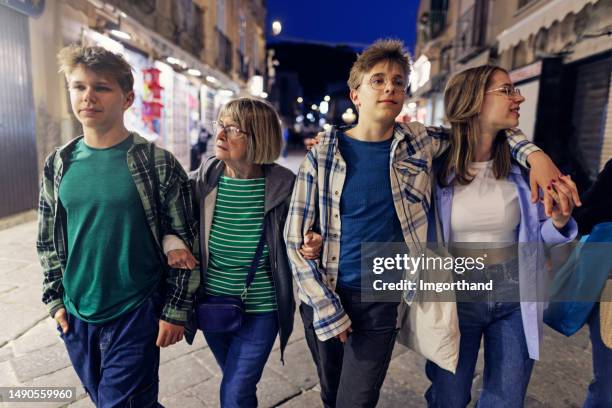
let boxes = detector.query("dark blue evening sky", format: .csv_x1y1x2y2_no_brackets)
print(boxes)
266,0,421,52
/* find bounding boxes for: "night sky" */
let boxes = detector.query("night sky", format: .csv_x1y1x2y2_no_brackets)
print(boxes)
266,0,421,52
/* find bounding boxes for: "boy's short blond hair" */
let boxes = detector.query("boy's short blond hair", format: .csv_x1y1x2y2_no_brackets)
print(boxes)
347,39,411,90
57,44,134,93
218,98,283,164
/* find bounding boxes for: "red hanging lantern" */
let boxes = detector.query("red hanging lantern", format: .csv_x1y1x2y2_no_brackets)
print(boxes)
142,67,161,84
142,67,164,99
146,82,164,99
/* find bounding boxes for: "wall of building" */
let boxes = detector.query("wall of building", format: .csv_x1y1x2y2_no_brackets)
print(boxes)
29,0,66,165
412,0,611,179
601,74,612,166
24,0,269,177
495,0,612,174
409,0,460,125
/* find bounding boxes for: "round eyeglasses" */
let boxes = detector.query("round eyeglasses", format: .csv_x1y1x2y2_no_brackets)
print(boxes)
485,86,522,98
360,74,408,92
212,121,248,139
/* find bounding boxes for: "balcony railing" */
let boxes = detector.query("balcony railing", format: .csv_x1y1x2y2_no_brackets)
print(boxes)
132,0,156,14
237,51,249,81
429,9,447,39
215,27,232,73
455,0,488,62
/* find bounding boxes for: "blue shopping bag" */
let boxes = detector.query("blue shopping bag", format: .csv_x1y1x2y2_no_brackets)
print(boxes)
544,223,612,336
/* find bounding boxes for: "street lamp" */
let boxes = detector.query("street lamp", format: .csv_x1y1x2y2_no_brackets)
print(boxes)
342,108,356,124
319,101,329,115
272,20,282,36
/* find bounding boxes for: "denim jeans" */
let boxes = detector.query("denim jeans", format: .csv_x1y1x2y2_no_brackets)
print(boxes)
300,286,399,408
203,311,278,408
425,301,534,408
584,304,612,408
59,297,162,408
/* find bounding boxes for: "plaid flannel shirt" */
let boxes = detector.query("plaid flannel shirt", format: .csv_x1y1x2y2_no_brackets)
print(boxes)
36,133,199,325
284,122,540,340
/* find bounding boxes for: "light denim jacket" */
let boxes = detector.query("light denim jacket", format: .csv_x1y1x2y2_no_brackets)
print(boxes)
433,164,578,360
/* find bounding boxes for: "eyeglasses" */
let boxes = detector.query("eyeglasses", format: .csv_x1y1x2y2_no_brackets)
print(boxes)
361,74,408,92
486,86,522,98
212,121,248,139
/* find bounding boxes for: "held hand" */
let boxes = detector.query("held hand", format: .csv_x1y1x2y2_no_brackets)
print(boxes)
528,152,581,216
304,138,318,150
54,308,69,334
300,231,323,260
336,326,353,343
156,320,185,347
167,249,199,269
304,132,324,151
547,175,576,229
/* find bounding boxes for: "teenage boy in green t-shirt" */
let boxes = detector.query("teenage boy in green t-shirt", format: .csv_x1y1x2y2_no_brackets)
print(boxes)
37,45,198,407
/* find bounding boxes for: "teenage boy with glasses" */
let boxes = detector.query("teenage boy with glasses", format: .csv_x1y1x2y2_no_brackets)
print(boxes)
284,39,578,408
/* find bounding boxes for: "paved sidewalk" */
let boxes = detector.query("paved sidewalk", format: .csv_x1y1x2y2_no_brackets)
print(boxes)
0,205,595,406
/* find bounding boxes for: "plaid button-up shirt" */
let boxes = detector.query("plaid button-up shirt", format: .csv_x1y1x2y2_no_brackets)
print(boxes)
36,133,199,325
284,122,540,340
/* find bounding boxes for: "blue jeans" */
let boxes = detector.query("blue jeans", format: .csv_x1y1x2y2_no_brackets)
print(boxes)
584,304,612,408
203,311,278,408
59,297,162,408
425,301,534,408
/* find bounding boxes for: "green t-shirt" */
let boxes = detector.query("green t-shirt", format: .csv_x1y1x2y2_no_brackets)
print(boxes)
206,176,277,313
59,136,160,323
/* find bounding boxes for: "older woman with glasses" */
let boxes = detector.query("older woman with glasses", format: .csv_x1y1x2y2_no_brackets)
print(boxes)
163,97,321,408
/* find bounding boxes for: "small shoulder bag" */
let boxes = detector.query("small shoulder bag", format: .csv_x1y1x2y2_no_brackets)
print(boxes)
195,224,267,333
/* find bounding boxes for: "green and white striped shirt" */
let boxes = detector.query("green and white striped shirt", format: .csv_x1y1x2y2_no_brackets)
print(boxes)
206,176,277,313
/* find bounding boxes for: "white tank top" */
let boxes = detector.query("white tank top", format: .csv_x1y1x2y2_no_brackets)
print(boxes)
450,160,520,247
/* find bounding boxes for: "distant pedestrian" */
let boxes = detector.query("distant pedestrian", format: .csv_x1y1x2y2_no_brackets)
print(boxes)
282,125,290,158
191,125,212,170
